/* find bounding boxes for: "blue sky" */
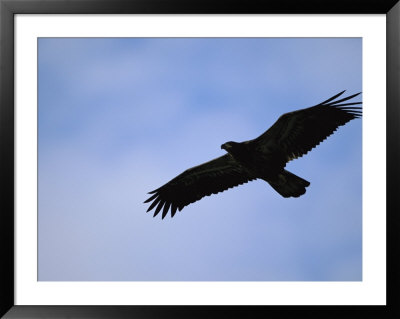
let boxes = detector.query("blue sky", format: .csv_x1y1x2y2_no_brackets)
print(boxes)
38,38,362,281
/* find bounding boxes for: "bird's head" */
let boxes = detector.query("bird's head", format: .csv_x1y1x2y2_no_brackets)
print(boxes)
221,141,239,153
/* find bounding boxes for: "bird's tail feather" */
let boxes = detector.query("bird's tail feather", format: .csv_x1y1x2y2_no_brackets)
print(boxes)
267,170,310,198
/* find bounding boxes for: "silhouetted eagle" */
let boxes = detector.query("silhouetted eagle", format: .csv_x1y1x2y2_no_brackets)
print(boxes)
145,91,361,219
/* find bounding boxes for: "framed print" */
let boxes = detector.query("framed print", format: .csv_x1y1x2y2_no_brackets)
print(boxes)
1,0,399,318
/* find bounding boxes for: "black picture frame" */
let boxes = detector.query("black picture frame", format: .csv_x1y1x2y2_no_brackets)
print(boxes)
1,0,399,318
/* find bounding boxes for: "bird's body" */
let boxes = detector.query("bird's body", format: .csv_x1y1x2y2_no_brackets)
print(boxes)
221,141,286,179
145,91,362,218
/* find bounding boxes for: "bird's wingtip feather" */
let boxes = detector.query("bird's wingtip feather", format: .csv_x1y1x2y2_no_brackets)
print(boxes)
318,90,346,105
144,193,158,203
325,92,362,106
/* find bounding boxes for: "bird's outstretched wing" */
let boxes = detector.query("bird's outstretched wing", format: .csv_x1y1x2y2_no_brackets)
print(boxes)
250,91,362,162
144,154,256,219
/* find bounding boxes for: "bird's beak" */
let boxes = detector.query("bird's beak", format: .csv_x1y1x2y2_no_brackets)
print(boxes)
221,143,230,150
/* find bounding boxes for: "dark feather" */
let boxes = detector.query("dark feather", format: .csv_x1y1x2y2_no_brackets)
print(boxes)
144,154,256,218
318,90,346,104
250,92,362,162
324,92,361,105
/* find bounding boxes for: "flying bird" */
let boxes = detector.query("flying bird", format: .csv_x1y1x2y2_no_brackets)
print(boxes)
145,91,362,219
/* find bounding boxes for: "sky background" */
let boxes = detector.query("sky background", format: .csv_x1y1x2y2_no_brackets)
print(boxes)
38,38,362,281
